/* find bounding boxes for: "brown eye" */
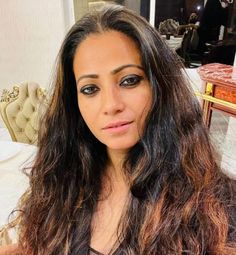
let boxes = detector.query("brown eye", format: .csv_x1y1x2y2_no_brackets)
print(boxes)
80,85,99,95
120,75,143,87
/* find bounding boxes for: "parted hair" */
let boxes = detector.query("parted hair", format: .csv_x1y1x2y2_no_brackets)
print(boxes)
17,4,236,255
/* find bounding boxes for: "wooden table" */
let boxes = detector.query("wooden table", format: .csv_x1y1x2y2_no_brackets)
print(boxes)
197,63,236,127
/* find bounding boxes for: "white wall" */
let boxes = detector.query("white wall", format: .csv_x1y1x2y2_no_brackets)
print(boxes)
0,0,74,93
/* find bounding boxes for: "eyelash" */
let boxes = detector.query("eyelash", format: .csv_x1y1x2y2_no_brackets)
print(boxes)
80,85,98,96
120,75,143,87
80,75,143,96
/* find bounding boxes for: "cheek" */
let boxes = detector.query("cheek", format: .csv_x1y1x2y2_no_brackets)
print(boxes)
78,98,99,134
78,99,91,125
136,93,152,131
136,93,152,118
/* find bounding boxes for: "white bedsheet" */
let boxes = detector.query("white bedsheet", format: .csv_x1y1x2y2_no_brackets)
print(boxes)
0,141,37,228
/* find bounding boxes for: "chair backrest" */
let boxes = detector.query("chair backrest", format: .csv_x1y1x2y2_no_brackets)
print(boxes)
159,19,179,35
181,27,199,54
0,82,47,145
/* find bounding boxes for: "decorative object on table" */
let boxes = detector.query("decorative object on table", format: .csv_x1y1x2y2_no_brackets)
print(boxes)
0,82,47,145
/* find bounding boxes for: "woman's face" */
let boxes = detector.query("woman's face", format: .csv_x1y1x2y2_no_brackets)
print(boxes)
73,30,152,152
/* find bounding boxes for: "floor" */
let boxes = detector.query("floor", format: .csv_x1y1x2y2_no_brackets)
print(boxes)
184,68,236,178
210,111,236,179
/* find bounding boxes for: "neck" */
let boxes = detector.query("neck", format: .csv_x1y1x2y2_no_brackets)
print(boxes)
106,148,128,183
98,148,130,202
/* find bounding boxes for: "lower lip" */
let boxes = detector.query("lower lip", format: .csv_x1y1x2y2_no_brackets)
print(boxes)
103,122,132,134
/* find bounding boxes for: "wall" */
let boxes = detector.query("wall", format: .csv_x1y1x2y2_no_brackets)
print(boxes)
155,0,186,26
0,0,74,94
73,0,140,22
73,0,116,21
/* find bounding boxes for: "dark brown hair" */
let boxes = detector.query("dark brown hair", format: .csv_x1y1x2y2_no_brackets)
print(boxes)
17,4,236,255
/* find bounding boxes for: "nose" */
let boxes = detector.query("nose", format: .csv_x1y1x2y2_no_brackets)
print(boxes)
102,86,125,115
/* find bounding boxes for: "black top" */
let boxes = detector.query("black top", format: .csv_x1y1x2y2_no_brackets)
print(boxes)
88,247,104,255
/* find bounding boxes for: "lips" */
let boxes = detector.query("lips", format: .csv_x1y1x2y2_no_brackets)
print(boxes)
102,121,133,130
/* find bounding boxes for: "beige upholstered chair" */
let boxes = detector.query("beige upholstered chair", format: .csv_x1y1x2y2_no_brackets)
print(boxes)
0,82,47,145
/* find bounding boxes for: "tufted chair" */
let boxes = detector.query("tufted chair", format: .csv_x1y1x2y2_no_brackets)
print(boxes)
158,19,179,36
0,82,47,145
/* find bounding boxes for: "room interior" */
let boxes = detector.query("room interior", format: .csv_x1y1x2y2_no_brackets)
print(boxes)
0,0,236,244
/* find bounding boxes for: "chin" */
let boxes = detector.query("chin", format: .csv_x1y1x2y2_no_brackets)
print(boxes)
105,140,138,151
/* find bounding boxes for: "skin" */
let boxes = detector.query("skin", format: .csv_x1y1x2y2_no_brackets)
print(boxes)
0,244,20,254
73,30,152,253
73,30,152,155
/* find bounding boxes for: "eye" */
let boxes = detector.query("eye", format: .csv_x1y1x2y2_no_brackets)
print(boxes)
80,85,99,96
120,75,143,87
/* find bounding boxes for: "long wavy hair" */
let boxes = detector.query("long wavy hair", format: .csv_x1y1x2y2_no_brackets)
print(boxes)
18,4,236,255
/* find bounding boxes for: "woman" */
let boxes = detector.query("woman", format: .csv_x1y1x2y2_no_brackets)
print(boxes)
1,4,236,255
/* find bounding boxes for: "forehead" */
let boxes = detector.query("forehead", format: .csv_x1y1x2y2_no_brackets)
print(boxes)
73,30,142,74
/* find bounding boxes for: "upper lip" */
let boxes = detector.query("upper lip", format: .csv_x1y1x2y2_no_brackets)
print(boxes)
102,121,133,129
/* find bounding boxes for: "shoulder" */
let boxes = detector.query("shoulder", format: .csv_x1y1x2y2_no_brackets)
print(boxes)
0,244,21,255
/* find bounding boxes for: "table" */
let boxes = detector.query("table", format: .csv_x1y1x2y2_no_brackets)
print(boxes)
197,63,236,179
0,141,37,241
197,63,236,127
162,35,183,51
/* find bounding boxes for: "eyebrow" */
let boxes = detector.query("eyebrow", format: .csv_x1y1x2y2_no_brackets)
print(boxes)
76,64,144,84
111,64,144,74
